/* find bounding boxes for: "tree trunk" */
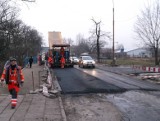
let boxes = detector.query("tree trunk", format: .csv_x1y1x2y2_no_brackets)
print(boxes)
155,39,159,65
155,47,159,65
97,36,100,63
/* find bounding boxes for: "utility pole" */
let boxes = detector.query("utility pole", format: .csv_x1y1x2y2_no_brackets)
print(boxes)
91,18,101,63
112,0,115,65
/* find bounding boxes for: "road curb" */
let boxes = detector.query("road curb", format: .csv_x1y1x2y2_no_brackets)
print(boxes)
54,76,62,92
54,75,67,121
50,69,67,121
58,95,67,121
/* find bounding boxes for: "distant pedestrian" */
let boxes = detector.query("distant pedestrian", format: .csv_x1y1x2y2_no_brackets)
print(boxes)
0,57,24,109
29,56,33,68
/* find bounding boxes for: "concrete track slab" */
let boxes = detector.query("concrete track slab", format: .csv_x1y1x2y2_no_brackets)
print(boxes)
0,64,64,121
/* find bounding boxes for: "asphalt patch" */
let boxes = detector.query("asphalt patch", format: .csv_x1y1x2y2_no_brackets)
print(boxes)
54,68,126,94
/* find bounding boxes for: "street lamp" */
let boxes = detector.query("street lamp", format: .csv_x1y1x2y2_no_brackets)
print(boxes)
112,0,115,65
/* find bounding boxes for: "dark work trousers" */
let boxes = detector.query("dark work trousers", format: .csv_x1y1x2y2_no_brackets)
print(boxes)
29,62,32,68
9,89,18,107
9,89,17,99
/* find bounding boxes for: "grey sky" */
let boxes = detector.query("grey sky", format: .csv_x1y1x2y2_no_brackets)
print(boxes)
17,0,149,51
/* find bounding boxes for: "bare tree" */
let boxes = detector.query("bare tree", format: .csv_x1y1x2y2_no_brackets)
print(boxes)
0,0,43,65
134,0,160,65
63,38,74,45
88,36,107,55
91,18,110,62
76,33,85,45
74,34,90,56
91,18,101,62
0,0,19,60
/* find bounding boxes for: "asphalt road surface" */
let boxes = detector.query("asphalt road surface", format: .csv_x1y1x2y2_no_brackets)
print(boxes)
53,68,125,94
53,66,160,94
1,64,159,121
53,66,160,121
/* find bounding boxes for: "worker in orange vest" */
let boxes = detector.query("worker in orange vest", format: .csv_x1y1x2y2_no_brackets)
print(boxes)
48,56,53,68
60,55,65,68
0,58,24,109
60,47,65,56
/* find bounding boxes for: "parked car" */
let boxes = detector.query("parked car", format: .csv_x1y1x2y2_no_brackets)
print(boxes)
70,56,79,64
78,55,95,68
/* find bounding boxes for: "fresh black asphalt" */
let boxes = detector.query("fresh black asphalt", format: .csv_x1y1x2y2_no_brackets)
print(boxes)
53,68,126,94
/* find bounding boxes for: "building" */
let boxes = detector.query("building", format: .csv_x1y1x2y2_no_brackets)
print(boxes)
127,48,151,58
48,31,63,49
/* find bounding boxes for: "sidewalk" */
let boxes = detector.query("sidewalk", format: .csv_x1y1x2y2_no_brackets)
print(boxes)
0,64,65,121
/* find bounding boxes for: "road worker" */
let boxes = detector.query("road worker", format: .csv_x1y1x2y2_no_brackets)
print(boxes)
60,47,65,56
0,58,24,109
60,55,65,68
48,56,53,68
38,54,42,65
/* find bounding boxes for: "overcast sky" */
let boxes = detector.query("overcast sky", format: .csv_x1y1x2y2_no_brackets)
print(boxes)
16,0,149,51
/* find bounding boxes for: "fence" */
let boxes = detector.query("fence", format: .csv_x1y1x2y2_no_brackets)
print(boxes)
132,65,160,73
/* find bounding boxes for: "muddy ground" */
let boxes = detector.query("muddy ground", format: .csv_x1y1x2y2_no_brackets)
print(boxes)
62,93,122,121
62,90,160,121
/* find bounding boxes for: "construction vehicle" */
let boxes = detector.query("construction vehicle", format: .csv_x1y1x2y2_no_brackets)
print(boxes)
49,44,74,68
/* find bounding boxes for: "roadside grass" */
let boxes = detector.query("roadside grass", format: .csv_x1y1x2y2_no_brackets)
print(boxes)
99,58,156,66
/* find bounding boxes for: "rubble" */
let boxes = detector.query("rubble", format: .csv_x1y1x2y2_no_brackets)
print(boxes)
29,66,59,98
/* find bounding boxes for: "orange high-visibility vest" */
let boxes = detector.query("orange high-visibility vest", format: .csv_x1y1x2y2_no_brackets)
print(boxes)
60,57,65,64
60,47,65,56
48,56,53,64
1,66,24,92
